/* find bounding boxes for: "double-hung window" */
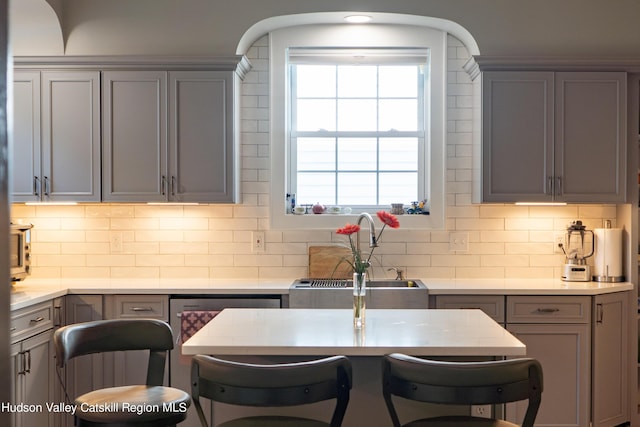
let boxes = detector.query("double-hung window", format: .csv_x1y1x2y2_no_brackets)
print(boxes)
288,49,428,208
269,24,446,229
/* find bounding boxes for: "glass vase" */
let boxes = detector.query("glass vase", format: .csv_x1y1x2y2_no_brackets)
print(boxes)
353,272,366,328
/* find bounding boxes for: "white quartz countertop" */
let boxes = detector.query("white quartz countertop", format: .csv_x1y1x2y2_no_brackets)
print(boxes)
181,308,526,357
9,278,291,310
424,278,633,295
10,277,633,311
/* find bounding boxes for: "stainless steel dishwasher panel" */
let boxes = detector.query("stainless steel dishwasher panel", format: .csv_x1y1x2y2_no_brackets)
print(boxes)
169,296,281,427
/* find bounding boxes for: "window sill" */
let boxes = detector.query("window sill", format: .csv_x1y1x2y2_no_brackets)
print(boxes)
270,211,443,230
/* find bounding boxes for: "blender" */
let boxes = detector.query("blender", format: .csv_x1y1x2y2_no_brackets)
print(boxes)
560,220,594,282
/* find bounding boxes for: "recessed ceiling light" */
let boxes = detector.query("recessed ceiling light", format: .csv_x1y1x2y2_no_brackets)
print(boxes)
344,15,372,24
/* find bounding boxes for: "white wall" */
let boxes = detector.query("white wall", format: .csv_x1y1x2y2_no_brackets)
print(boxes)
10,34,619,281
11,1,640,57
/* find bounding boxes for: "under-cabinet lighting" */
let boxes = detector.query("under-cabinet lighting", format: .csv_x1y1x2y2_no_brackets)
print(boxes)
514,202,568,206
344,15,372,24
146,202,200,206
24,202,78,206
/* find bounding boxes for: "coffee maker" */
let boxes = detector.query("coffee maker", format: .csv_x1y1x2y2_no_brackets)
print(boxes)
560,220,594,282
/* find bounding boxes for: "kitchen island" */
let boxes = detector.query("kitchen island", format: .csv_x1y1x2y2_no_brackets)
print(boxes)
182,308,526,426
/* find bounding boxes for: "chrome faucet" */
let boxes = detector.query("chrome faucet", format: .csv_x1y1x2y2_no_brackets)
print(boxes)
388,267,405,280
356,212,378,253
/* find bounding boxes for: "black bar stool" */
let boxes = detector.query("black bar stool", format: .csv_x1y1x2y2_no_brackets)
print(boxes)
382,353,543,427
190,354,352,427
54,318,191,427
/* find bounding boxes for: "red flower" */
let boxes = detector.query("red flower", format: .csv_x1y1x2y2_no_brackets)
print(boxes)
337,224,361,235
377,211,400,229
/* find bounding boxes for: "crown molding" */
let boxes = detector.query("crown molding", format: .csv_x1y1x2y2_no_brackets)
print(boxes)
13,55,253,79
464,55,640,80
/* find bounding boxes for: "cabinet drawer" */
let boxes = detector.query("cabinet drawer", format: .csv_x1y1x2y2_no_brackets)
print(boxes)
109,295,168,320
11,300,54,344
435,295,505,323
506,296,590,323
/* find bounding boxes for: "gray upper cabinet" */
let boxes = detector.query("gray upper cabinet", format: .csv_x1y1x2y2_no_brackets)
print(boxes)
102,71,167,202
169,71,239,203
480,71,626,203
11,71,41,202
103,70,239,203
12,70,101,202
555,72,626,203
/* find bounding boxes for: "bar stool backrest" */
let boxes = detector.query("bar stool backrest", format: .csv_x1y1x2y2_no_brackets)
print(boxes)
191,354,352,427
382,354,543,427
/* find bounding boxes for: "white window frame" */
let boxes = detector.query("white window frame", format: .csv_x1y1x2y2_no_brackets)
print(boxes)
270,24,446,229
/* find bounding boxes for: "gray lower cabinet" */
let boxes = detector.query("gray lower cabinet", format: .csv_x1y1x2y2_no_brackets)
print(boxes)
10,300,56,427
433,292,630,427
102,70,240,203
591,292,628,427
505,296,591,427
12,70,101,202
62,294,104,427
103,294,169,386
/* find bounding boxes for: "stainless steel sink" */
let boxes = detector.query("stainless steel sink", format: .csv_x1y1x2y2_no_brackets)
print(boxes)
288,278,428,309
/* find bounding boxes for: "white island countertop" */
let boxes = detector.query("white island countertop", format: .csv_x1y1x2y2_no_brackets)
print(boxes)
181,308,526,357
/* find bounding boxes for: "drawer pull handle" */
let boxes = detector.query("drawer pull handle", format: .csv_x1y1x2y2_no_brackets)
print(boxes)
54,306,62,327
10,327,16,332
130,307,153,312
17,352,26,376
535,308,560,314
29,316,45,324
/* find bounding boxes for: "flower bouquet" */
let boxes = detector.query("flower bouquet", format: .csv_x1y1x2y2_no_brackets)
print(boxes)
336,211,400,327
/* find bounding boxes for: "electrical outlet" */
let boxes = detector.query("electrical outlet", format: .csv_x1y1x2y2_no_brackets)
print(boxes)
110,232,123,253
554,233,565,254
471,404,492,419
252,231,265,253
449,232,469,252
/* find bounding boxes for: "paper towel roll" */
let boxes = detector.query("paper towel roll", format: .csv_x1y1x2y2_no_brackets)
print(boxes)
593,227,624,281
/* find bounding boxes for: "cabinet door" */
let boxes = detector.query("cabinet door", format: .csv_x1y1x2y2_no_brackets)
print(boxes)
555,72,626,203
64,295,104,401
21,330,54,427
481,71,554,202
506,323,590,427
592,292,628,427
102,71,168,202
11,70,41,202
10,342,21,427
104,295,169,387
41,71,100,202
168,71,239,202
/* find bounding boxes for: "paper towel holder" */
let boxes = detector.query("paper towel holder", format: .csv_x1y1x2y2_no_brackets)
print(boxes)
592,220,625,283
